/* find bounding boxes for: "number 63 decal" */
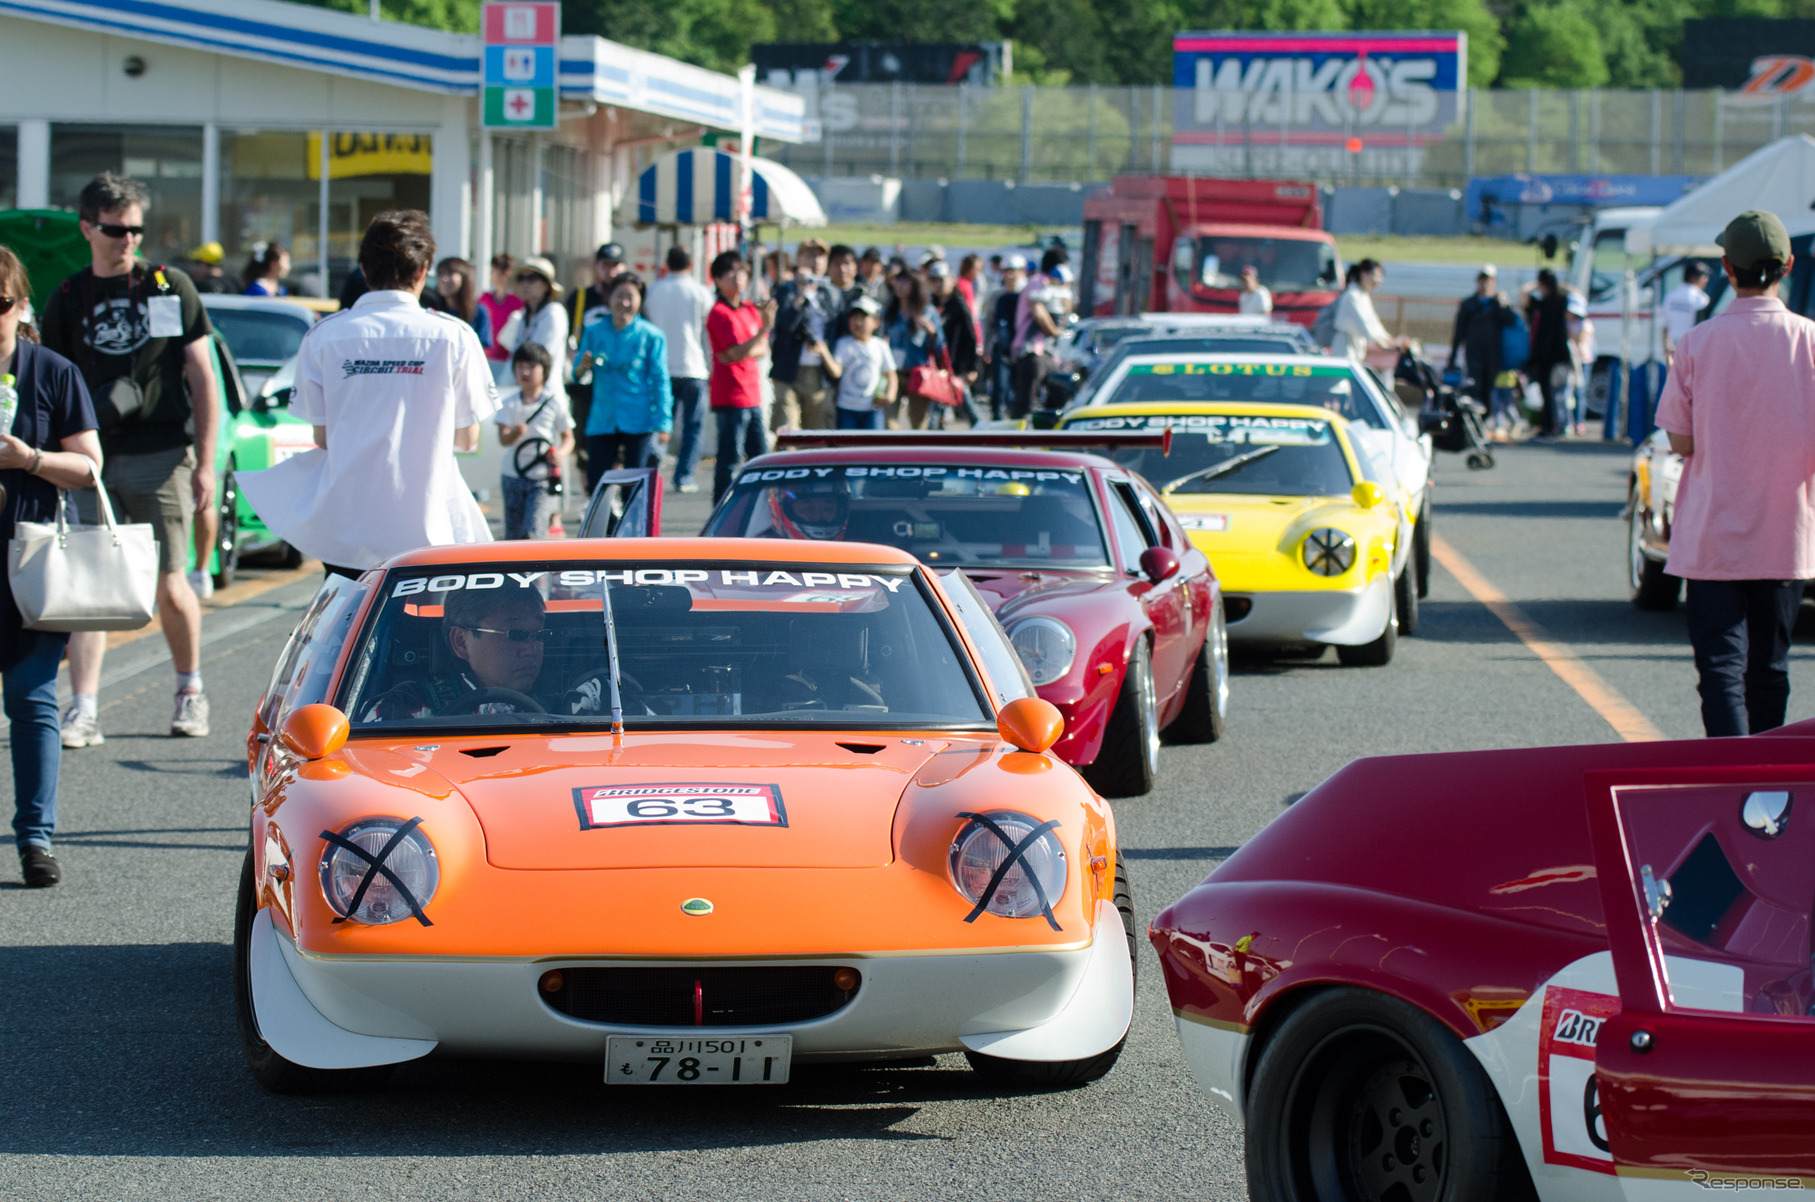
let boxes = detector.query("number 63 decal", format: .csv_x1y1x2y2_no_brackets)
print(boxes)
574,783,789,830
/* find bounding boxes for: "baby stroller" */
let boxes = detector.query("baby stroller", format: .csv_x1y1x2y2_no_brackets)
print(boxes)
1394,348,1495,471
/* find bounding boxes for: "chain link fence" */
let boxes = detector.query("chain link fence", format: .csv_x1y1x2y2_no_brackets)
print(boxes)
763,83,1814,189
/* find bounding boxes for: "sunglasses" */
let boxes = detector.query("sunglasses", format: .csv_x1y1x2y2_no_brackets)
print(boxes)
465,625,553,643
94,223,145,239
0,297,16,315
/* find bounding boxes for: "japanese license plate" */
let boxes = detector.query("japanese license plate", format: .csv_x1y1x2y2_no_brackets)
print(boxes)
605,1035,792,1084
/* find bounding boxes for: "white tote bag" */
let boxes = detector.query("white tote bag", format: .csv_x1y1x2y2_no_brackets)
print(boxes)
8,487,158,632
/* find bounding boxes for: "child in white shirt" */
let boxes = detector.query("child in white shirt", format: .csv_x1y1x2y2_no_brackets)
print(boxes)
816,297,898,430
496,342,576,539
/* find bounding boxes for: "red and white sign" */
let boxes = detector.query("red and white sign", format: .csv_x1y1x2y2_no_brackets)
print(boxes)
1538,986,1621,1175
483,2,558,43
574,783,788,830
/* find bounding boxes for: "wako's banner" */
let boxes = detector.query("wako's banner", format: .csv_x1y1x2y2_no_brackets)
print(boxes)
1172,30,1466,173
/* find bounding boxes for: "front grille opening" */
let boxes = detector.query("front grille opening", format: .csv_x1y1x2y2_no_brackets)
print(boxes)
539,966,862,1026
1225,596,1253,622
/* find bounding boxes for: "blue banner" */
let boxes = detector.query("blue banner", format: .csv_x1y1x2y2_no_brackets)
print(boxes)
483,44,555,89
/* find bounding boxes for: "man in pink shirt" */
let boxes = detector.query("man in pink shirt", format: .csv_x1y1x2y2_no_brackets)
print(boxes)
1656,209,1815,735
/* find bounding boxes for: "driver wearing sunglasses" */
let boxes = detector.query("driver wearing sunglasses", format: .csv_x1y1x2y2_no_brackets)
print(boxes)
362,587,550,721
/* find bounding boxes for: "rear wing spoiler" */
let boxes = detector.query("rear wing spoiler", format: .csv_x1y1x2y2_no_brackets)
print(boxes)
773,429,1173,455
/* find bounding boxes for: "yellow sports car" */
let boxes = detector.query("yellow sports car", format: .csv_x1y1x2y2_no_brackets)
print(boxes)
1058,400,1409,666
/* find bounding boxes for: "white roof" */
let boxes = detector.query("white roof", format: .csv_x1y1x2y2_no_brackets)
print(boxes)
1626,135,1815,255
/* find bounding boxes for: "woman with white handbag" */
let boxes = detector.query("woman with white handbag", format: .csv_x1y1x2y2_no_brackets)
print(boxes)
0,246,104,888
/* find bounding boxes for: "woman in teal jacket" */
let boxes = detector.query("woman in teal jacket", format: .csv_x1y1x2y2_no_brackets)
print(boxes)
573,273,672,492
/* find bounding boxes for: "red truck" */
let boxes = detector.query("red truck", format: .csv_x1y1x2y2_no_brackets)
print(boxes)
1079,176,1342,327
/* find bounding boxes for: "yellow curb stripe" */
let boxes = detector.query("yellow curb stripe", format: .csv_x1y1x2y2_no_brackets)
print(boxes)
102,561,322,650
1430,535,1665,743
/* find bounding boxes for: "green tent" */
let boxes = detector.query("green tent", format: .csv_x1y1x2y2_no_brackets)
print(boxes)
0,209,88,311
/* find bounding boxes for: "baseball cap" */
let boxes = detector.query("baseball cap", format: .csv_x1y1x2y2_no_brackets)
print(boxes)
596,242,626,263
1478,263,1498,277
1717,210,1791,269
1004,253,1029,271
189,241,224,265
851,295,883,317
926,259,952,279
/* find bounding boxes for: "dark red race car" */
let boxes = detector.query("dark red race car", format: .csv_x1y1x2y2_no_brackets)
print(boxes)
1151,726,1815,1201
701,431,1229,797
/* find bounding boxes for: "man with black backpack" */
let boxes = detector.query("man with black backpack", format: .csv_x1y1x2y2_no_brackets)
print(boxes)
39,172,219,746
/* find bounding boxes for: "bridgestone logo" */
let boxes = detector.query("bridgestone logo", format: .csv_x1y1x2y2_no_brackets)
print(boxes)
342,359,427,377
1551,1009,1603,1047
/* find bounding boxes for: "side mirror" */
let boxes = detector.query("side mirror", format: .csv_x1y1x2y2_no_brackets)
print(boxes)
1139,545,1181,583
997,697,1064,754
280,703,350,761
1418,412,1449,436
1352,481,1385,509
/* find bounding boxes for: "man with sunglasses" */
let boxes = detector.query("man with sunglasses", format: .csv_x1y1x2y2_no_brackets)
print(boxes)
362,586,550,720
40,172,219,746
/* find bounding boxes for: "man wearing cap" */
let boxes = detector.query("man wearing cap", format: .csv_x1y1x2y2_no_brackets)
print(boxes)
1448,265,1514,412
1656,209,1815,736
769,237,840,431
186,243,235,294
564,243,625,435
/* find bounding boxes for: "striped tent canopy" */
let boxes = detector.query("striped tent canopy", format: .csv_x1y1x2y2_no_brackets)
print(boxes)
634,149,827,227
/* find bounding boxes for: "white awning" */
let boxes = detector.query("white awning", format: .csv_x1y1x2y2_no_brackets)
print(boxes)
1627,134,1815,255
633,150,827,226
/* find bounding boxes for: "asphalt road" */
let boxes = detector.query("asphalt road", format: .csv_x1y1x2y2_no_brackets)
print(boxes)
4,439,1808,1202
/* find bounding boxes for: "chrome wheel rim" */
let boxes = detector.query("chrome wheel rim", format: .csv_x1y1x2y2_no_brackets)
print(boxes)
1212,606,1230,719
1628,496,1647,592
1139,650,1159,777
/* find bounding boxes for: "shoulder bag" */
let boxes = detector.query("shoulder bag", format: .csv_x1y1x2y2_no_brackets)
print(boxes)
9,486,158,631
906,345,964,408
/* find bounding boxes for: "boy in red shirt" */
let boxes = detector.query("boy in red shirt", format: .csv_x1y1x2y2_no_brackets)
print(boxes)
706,251,776,502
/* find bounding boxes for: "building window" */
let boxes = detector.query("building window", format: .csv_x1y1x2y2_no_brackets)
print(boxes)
49,124,203,262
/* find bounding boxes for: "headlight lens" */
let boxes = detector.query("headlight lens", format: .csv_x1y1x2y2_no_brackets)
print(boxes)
319,818,439,925
1007,617,1076,685
1302,527,1357,576
949,810,1069,919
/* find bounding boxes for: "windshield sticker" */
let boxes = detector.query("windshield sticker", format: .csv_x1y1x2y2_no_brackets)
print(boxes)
1067,414,1332,445
1537,986,1620,1175
574,783,787,830
1127,362,1347,378
740,465,1083,485
392,569,906,599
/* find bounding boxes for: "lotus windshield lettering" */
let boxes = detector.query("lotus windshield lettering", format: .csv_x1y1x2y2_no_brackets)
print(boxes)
1070,417,1355,497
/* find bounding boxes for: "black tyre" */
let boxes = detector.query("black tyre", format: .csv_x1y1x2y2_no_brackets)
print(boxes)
1336,589,1397,667
1245,988,1536,1202
1393,565,1419,637
1465,452,1491,471
234,850,393,1095
1083,639,1159,798
1628,492,1681,611
212,469,241,590
1413,498,1431,599
965,862,1133,1090
1163,600,1228,745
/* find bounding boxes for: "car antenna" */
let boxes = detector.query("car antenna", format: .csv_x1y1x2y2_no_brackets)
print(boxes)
600,574,625,741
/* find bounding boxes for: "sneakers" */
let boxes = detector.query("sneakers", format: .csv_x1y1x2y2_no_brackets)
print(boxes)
676,481,700,494
187,568,215,600
171,690,211,738
20,847,60,888
60,705,104,749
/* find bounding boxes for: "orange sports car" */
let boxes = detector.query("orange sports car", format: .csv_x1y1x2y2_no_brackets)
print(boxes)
235,538,1136,1093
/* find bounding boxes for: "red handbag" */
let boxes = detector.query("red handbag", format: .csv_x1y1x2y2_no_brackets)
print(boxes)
906,347,963,407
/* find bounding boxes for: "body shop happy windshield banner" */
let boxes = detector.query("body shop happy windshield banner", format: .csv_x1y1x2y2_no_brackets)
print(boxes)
1173,31,1466,176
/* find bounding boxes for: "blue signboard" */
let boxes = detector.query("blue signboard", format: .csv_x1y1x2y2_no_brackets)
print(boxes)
483,44,556,89
1464,175,1703,219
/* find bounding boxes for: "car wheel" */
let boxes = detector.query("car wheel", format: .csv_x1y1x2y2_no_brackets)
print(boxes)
234,850,393,1095
1162,599,1227,745
1628,492,1681,611
1393,565,1419,637
1245,988,1535,1202
1414,498,1431,599
1083,639,1158,798
965,862,1133,1090
212,469,241,591
1337,588,1397,667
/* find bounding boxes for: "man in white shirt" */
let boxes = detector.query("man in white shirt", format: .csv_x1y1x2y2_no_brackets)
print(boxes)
238,210,498,575
1662,262,1710,365
642,245,716,493
1237,265,1273,316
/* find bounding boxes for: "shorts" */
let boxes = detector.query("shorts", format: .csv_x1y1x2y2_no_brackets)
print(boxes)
74,445,196,575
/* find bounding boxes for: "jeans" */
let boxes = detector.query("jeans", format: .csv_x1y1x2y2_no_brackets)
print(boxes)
836,407,883,430
712,408,770,503
6,630,65,850
501,474,555,540
670,378,707,487
587,432,659,495
1685,578,1804,736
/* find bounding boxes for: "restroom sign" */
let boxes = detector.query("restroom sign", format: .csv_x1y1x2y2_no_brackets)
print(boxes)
483,2,560,130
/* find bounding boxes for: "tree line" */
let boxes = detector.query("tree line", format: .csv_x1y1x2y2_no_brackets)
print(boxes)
307,0,1808,92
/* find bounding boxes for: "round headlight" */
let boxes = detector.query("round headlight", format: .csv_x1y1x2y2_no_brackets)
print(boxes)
1302,528,1356,577
1008,617,1076,686
319,818,439,925
949,810,1068,919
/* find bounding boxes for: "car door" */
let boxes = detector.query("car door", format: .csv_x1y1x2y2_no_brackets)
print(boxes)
578,468,664,538
1104,477,1190,705
1583,768,1815,1195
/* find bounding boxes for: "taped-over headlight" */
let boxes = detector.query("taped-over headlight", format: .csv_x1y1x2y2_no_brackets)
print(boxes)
1008,617,1076,685
1302,528,1356,577
319,818,439,925
949,810,1068,919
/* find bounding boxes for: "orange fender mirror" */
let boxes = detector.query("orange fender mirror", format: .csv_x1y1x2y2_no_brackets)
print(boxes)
280,703,350,761
997,697,1064,754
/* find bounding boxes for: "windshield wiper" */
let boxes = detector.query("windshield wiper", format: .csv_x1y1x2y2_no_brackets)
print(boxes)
1161,444,1281,493
600,575,625,740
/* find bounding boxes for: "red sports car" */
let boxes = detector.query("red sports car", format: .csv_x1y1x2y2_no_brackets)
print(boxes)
1151,727,1815,1201
701,431,1229,798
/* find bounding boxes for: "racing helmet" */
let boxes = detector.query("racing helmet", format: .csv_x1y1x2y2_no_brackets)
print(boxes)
768,478,851,540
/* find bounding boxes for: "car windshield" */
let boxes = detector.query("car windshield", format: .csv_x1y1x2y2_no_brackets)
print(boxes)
1062,413,1355,496
341,561,991,732
706,465,1111,570
207,307,311,367
1194,237,1338,293
1104,361,1383,428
